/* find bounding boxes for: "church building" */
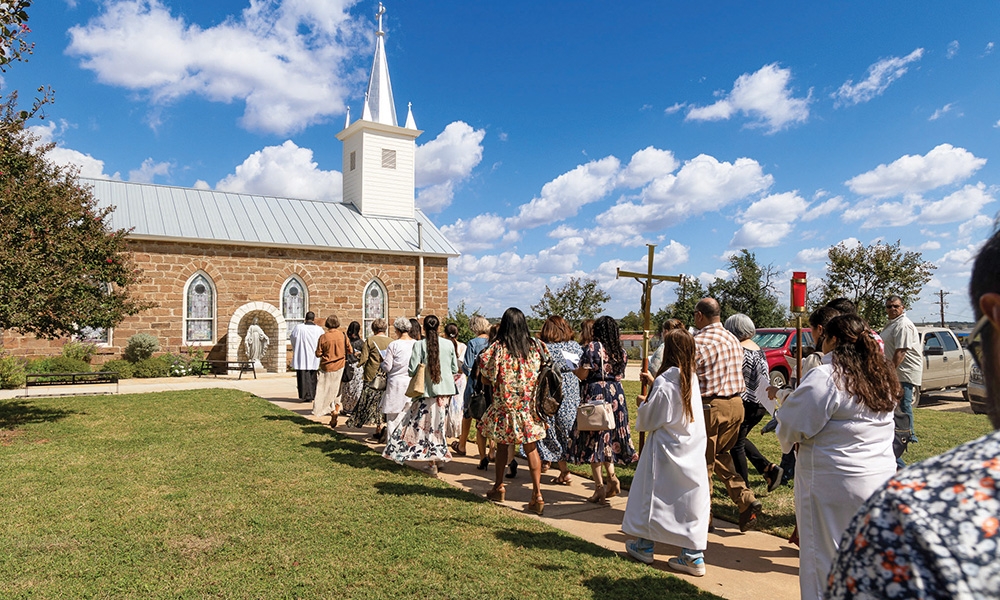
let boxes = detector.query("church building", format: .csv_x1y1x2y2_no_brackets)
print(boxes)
2,8,459,372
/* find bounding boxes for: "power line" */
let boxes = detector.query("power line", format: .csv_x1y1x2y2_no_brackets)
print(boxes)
937,289,950,327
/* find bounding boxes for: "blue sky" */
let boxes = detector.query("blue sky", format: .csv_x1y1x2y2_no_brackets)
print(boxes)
10,1,1000,323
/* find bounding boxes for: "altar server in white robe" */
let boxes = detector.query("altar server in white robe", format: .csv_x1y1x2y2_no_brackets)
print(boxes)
774,314,898,600
623,329,711,577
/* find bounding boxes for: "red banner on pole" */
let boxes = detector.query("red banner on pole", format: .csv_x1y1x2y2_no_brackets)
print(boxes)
791,271,807,314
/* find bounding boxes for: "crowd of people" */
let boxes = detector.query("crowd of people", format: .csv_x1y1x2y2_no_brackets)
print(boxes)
286,229,1000,598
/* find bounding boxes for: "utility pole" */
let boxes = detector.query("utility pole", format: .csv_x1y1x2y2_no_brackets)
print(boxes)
937,289,950,327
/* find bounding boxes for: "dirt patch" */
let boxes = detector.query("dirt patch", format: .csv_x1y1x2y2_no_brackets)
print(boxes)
168,534,227,559
0,428,24,446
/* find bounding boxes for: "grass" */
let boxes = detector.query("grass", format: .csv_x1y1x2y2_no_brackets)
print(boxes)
565,381,995,539
0,389,718,599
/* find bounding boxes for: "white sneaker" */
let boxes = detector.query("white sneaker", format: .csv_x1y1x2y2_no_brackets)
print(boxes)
625,539,654,564
668,555,706,576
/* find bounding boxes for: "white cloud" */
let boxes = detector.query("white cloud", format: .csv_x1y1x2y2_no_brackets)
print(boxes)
958,214,994,244
27,121,120,179
414,121,486,212
841,196,922,228
994,119,1000,129
832,48,924,107
845,143,986,198
506,156,621,229
698,269,729,287
919,241,941,251
128,157,171,183
440,214,507,252
947,40,960,59
928,103,957,121
664,102,686,115
986,42,996,55
617,146,678,188
730,221,793,248
685,63,811,133
66,0,365,135
796,247,830,263
919,183,995,224
739,191,808,224
215,140,342,201
802,196,847,220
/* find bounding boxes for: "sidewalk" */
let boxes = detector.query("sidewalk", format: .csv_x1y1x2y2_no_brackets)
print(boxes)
5,373,802,599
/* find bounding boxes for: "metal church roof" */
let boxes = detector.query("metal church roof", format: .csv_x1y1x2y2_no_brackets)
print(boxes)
85,178,459,258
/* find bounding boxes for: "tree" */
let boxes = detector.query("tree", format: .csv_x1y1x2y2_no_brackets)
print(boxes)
708,249,787,327
530,277,610,328
0,3,150,339
820,240,935,329
618,311,644,332
653,276,706,330
446,300,482,343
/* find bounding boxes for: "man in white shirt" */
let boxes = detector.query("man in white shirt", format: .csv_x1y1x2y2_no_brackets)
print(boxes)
289,311,324,403
880,296,922,448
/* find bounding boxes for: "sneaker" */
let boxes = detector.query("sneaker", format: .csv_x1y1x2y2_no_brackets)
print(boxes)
739,500,762,532
764,464,784,493
625,539,654,565
668,555,706,577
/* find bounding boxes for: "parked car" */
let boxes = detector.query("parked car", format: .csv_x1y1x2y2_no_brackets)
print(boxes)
915,326,971,406
967,363,988,414
752,327,814,388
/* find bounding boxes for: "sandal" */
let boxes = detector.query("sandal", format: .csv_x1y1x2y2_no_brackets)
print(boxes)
553,473,573,486
450,441,467,456
528,494,545,516
486,484,506,503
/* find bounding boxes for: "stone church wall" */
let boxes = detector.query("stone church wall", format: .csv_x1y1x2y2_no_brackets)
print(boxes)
2,239,450,368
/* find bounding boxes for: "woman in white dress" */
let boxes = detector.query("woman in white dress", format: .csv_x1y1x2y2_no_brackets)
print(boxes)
774,314,898,600
379,317,416,443
623,329,710,576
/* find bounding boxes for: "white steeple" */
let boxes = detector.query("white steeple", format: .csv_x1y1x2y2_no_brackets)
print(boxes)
336,3,422,219
405,102,417,130
364,3,398,127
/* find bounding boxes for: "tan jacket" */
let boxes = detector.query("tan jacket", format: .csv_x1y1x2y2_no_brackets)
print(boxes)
316,329,350,372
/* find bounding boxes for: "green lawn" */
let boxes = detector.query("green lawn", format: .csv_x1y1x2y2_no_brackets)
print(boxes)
565,381,995,539
0,390,716,599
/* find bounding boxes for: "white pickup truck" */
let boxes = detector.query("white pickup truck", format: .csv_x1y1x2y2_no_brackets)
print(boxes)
915,326,970,406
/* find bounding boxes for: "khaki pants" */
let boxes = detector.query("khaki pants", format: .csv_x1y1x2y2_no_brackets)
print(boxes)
704,395,756,513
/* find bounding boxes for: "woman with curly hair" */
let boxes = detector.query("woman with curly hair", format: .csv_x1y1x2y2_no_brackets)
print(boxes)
774,313,898,600
383,315,458,475
569,315,638,505
535,315,582,485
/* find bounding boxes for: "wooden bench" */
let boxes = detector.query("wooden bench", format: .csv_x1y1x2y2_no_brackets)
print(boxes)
206,360,257,380
24,371,120,398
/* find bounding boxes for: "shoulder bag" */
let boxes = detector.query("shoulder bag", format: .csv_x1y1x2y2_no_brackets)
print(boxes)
467,359,493,420
406,363,426,398
534,339,564,418
575,344,615,431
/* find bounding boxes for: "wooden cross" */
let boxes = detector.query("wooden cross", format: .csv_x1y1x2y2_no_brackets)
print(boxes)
616,243,684,455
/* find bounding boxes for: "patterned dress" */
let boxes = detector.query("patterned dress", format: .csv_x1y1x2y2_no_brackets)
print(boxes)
341,338,365,413
826,429,1000,599
383,396,453,464
568,341,638,465
479,340,550,445
535,340,582,463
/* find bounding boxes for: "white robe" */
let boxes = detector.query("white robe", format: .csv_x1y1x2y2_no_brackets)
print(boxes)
775,356,896,600
621,367,710,552
380,339,416,415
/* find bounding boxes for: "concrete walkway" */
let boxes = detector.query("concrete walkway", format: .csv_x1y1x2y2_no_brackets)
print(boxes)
3,373,802,599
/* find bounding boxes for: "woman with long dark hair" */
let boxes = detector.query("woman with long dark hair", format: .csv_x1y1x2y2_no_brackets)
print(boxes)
383,315,458,475
478,307,550,515
775,314,898,600
568,315,638,505
340,321,365,415
624,329,710,576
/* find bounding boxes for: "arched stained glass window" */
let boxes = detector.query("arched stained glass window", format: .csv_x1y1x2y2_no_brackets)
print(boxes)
363,279,387,335
282,276,308,340
185,272,215,343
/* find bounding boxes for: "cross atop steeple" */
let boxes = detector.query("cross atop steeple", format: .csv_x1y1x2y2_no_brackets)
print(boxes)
376,2,385,35
364,2,397,126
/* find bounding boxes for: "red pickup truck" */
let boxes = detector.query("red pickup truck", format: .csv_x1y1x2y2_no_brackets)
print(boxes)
751,327,814,388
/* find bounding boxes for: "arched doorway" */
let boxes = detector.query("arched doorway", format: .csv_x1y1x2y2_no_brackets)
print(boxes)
227,302,287,374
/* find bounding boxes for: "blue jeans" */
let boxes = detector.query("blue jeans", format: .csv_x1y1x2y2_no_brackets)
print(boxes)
899,382,916,436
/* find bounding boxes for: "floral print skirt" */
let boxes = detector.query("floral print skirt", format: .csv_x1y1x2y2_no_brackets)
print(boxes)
341,367,364,413
383,396,453,464
568,381,638,465
348,382,385,428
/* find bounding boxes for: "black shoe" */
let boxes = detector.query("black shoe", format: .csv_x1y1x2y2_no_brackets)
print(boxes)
739,500,762,532
506,459,518,479
764,465,784,493
476,457,489,471
368,428,384,442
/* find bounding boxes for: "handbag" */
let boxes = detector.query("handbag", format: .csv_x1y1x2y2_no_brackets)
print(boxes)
576,401,615,431
370,369,387,391
467,360,492,420
406,363,426,398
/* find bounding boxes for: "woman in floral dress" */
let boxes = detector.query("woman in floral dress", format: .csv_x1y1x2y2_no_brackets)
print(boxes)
479,307,550,515
569,315,638,505
383,315,458,475
536,315,582,485
340,321,365,415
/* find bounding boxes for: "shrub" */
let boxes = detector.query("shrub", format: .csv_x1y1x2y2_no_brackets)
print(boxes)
0,352,26,389
101,359,134,379
27,356,91,374
184,348,209,376
132,356,170,379
62,341,98,363
124,333,159,363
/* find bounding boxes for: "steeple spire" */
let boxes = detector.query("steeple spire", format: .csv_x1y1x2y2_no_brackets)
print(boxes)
364,3,398,126
405,101,417,130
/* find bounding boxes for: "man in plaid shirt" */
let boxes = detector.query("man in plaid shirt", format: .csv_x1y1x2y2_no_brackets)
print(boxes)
693,298,762,532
